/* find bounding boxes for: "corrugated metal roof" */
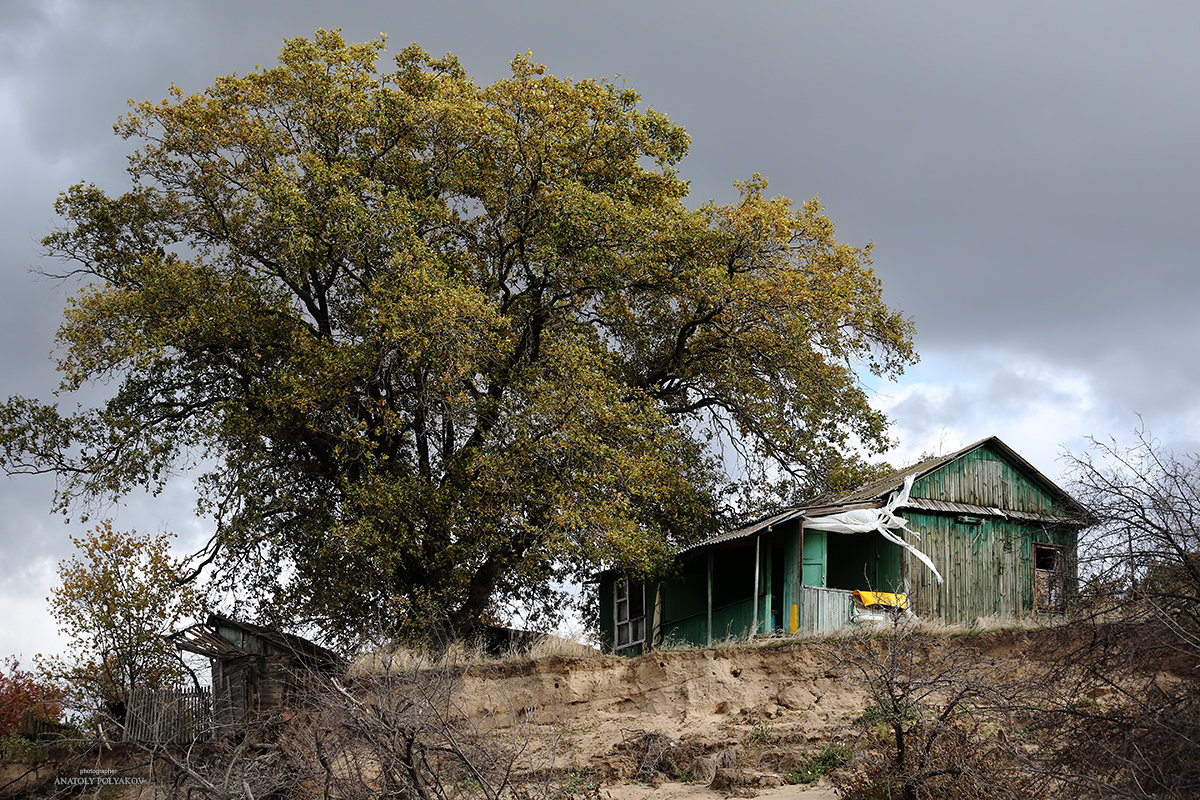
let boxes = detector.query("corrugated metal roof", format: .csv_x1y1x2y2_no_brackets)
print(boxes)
681,499,888,555
806,456,952,507
677,508,803,554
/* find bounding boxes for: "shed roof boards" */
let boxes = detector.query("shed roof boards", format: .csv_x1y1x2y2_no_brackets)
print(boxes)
685,436,1090,557
172,613,344,670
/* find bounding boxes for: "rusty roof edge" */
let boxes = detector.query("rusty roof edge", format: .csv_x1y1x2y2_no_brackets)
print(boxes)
900,497,1087,525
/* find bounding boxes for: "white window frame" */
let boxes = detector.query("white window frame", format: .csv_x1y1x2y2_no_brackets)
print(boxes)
614,578,646,650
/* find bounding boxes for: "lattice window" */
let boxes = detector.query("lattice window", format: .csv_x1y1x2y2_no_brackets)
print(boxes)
614,578,646,650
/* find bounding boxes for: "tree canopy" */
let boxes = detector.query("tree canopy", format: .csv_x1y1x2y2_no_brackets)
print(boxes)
0,31,915,640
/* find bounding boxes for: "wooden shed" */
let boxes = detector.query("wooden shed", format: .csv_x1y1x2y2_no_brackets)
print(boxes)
173,613,344,727
598,436,1091,654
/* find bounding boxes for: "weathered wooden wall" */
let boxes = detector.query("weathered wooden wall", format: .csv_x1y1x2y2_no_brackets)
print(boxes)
912,443,1059,512
600,442,1083,650
798,585,856,633
900,443,1080,623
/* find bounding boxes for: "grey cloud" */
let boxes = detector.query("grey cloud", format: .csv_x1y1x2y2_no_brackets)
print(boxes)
4,0,1200,658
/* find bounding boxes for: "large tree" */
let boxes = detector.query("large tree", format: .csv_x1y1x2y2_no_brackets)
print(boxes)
0,32,915,640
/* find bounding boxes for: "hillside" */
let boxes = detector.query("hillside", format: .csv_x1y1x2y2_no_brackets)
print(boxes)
2,624,1190,799
452,627,1083,798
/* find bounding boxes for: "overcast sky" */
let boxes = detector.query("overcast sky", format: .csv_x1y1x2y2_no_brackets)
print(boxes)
2,1,1197,661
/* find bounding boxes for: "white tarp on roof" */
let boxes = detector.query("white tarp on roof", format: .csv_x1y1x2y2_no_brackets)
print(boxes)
802,474,944,585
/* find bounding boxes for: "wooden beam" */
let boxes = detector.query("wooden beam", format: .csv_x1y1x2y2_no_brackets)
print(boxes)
794,522,806,633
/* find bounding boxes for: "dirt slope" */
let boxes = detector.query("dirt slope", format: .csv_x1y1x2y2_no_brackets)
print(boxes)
463,643,870,759
456,627,1113,797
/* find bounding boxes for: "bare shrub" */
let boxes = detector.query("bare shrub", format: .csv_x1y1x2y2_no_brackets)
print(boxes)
307,663,556,800
130,644,559,800
821,615,1037,800
1021,616,1200,799
611,731,704,782
147,731,310,800
1038,427,1200,799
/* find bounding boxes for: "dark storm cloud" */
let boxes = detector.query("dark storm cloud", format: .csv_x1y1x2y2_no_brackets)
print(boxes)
2,0,1198,657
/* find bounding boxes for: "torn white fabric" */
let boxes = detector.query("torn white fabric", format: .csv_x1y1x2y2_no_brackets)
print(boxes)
802,475,944,584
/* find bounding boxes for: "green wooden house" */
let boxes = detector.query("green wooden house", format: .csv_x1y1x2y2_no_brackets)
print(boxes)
598,436,1091,654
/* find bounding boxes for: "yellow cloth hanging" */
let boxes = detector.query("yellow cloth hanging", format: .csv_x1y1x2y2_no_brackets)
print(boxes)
853,590,908,610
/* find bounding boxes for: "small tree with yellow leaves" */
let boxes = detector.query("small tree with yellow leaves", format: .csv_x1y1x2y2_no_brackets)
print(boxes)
48,522,201,718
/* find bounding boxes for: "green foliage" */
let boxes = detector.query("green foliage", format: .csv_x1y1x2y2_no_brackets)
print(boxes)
0,732,44,764
746,715,773,744
785,743,851,785
47,522,200,709
560,768,598,793
0,31,915,641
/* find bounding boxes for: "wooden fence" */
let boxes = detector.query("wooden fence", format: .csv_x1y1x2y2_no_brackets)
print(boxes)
18,707,69,739
124,686,214,744
799,585,857,634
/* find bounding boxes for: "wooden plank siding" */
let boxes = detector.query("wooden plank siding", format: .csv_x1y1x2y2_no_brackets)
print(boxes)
911,443,1062,515
901,443,1079,623
598,438,1086,651
902,513,1076,623
798,586,856,633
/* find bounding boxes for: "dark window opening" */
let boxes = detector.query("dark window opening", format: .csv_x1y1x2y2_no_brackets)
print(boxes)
1035,545,1059,571
1033,543,1066,612
711,546,756,608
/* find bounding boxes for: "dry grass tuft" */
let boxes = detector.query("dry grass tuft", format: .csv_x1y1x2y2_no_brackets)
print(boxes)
520,632,600,661
348,632,600,675
348,639,487,676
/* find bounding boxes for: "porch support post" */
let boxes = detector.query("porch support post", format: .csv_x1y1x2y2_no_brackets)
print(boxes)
751,534,761,637
783,522,804,634
706,551,714,646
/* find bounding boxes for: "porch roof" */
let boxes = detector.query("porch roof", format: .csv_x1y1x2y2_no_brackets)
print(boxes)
677,499,881,555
